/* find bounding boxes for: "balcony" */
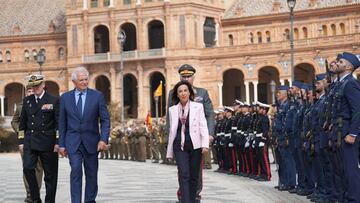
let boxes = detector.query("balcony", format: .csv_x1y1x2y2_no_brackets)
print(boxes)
81,48,166,64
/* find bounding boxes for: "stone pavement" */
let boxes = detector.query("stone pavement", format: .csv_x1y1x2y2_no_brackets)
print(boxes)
0,153,310,203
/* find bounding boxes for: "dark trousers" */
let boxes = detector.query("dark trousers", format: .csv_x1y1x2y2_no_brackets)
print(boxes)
174,147,202,203
23,148,58,203
258,146,271,180
279,146,296,187
291,146,305,189
68,144,99,203
319,148,336,200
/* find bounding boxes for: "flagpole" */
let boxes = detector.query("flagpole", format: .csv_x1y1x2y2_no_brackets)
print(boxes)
160,94,162,117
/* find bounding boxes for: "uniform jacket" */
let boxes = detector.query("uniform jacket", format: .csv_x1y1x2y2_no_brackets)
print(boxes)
59,88,110,154
18,92,59,151
166,101,209,158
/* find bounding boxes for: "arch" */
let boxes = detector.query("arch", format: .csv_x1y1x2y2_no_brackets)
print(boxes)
95,75,111,105
248,32,254,43
284,28,290,40
257,66,280,104
266,31,271,42
294,28,299,40
257,31,262,43
45,81,60,97
58,47,65,60
228,34,233,46
302,27,308,39
94,25,110,53
322,25,328,36
218,66,248,81
121,22,137,51
149,72,166,117
294,63,315,83
124,74,138,118
5,50,11,62
32,49,38,61
203,17,216,47
340,23,345,34
148,20,164,49
222,69,245,106
24,50,30,62
331,24,336,36
5,83,24,116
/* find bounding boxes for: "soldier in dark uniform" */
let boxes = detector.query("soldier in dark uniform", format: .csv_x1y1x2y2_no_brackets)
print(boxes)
237,102,251,176
18,75,59,203
214,109,225,172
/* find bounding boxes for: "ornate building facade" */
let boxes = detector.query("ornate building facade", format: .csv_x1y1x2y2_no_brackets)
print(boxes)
0,0,359,119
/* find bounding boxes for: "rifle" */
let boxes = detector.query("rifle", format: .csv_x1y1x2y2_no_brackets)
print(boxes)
325,59,332,85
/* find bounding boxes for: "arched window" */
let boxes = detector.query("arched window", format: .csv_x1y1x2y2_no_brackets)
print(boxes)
294,28,299,40
331,24,336,36
322,25,328,36
228,34,233,46
0,51,3,63
257,32,262,43
24,50,30,62
104,0,110,6
91,0,98,7
148,20,164,49
340,23,345,34
32,49,38,61
302,27,308,39
266,31,271,42
94,25,110,53
58,47,65,60
6,50,11,62
203,17,216,47
248,32,254,43
284,29,290,40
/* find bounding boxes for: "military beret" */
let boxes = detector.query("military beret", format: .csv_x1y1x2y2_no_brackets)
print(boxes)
178,64,196,77
278,85,290,91
315,73,326,81
292,81,303,89
26,74,44,87
337,52,360,70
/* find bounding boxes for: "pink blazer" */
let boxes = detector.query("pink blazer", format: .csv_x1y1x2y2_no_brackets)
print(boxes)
166,101,209,159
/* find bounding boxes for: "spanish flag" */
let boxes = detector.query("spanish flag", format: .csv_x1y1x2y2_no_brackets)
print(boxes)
145,111,152,129
154,81,163,97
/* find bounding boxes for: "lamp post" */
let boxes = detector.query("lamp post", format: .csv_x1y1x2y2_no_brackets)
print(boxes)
37,49,45,75
270,80,276,104
287,0,296,83
117,29,126,123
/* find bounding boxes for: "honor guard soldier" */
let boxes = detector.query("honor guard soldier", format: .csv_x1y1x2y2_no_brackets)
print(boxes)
18,75,59,203
223,106,235,173
237,102,251,176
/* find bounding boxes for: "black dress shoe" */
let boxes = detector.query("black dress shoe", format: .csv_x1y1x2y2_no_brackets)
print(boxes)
289,187,298,193
278,186,289,191
274,185,280,190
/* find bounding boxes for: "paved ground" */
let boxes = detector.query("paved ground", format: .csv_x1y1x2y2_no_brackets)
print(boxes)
0,153,310,203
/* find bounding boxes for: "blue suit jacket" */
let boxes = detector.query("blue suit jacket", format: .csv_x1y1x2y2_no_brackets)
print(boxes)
59,88,110,154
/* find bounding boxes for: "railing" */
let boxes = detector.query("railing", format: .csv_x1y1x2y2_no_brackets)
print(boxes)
82,48,166,64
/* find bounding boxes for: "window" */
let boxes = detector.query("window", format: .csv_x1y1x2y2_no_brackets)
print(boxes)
24,50,30,62
0,51,3,63
257,32,262,43
32,49,38,61
228,34,233,46
58,47,65,59
248,32,254,43
266,31,271,42
104,0,110,6
340,23,345,34
91,0,98,7
6,51,11,62
123,0,131,4
331,24,336,36
302,27,308,39
294,28,299,40
284,29,290,40
203,17,216,47
322,25,328,36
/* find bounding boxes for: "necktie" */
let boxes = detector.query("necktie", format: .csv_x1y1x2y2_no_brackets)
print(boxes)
36,97,41,104
77,92,83,117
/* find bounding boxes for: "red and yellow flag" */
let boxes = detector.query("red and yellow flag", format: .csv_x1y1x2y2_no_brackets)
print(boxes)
145,111,152,129
154,81,163,97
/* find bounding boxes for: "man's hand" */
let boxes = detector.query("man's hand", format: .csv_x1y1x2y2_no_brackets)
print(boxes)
202,147,209,154
53,144,59,153
344,135,356,145
97,141,107,152
59,148,68,158
19,144,24,155
209,135,214,143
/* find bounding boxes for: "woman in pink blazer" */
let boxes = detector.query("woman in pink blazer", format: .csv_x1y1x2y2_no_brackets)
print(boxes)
166,80,209,203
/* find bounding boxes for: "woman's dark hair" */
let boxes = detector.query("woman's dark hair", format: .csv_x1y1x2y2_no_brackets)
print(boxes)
171,80,195,105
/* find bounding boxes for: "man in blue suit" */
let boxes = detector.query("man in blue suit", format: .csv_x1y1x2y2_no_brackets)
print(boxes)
59,66,110,203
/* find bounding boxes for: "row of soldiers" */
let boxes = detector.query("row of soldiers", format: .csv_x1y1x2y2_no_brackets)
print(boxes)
272,52,360,203
213,101,272,182
100,119,170,164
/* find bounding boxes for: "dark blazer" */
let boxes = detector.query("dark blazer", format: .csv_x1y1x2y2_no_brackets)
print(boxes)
59,88,110,154
19,92,59,151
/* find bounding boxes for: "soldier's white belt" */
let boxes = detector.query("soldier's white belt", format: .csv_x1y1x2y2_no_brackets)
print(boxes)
231,127,237,130
220,133,225,136
256,133,263,137
237,130,241,133
225,133,231,137
216,133,221,136
259,142,265,147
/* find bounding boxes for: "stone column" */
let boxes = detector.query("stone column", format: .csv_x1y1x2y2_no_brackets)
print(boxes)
109,0,114,7
253,81,258,102
110,64,117,103
289,80,292,87
0,95,4,117
83,0,88,10
245,81,250,104
217,83,223,107
280,79,285,85
137,62,144,118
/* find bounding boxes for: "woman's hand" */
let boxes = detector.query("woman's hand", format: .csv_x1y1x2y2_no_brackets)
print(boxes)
202,147,209,154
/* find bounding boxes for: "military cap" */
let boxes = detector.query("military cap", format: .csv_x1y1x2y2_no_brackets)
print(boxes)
278,85,290,91
315,73,326,81
224,106,234,112
300,83,308,90
292,81,303,89
178,64,196,77
235,99,244,106
337,52,360,70
218,109,224,113
243,102,250,107
26,74,44,87
257,101,270,109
